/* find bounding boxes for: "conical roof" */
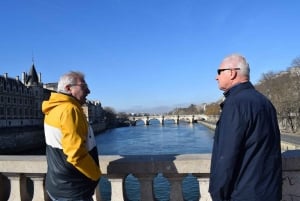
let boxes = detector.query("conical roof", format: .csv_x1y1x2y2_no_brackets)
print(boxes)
26,64,39,85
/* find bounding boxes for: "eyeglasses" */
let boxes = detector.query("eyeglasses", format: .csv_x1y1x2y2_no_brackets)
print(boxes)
70,83,88,89
217,68,240,75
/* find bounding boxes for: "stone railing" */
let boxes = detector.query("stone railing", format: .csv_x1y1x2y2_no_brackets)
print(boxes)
0,152,300,201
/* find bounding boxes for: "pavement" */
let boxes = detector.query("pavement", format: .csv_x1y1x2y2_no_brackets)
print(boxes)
281,133,300,145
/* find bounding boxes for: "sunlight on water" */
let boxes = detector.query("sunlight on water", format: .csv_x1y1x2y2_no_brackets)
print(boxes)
96,121,213,155
96,122,213,200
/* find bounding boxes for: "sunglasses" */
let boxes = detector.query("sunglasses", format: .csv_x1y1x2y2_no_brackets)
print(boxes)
217,68,240,75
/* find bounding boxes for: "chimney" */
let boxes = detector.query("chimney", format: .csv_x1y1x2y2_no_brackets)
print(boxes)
22,72,26,84
4,73,8,79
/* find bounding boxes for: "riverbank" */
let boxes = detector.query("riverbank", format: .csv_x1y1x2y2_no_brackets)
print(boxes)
198,120,300,151
0,126,45,154
197,120,216,131
0,121,108,155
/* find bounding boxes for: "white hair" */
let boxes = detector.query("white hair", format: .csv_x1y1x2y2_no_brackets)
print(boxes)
57,71,85,93
225,54,250,79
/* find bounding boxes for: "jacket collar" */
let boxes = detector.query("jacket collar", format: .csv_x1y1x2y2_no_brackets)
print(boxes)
223,81,254,98
220,82,254,110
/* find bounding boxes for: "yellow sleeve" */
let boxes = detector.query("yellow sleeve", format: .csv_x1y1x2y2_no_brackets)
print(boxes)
61,106,101,181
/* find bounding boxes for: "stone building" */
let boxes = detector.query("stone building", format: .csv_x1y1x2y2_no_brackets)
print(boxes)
0,64,105,131
0,64,48,128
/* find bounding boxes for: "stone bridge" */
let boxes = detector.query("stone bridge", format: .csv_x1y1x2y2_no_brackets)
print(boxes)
0,151,300,201
129,114,208,125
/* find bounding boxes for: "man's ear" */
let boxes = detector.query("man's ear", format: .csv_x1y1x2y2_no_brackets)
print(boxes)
230,70,238,80
65,85,72,92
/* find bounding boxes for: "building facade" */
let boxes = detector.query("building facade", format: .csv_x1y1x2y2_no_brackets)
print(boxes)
0,64,105,130
0,64,47,128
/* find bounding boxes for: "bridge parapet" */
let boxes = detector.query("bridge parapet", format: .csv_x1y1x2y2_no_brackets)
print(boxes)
0,152,300,200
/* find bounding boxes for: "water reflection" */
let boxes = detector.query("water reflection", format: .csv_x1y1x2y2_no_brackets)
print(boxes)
96,122,213,155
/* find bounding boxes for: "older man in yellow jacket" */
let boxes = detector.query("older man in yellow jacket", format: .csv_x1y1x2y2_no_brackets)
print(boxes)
42,71,101,201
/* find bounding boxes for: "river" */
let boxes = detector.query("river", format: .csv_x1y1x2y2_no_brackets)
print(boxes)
96,120,214,155
95,120,214,201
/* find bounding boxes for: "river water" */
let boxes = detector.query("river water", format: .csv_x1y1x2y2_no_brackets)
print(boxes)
95,120,214,201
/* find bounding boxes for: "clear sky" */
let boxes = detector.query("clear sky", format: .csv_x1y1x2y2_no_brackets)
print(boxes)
1,0,299,113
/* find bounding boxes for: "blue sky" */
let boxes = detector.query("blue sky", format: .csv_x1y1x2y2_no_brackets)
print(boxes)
1,0,299,113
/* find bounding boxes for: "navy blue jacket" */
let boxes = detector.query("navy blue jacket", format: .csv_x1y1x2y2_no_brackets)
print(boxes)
209,82,282,201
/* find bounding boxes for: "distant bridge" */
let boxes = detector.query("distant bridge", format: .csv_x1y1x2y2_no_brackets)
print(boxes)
128,114,208,125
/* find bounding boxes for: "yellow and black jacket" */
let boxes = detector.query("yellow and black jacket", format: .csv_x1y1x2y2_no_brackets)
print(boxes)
42,92,101,199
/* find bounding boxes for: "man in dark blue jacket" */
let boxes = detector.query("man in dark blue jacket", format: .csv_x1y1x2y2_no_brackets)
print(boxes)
209,54,282,201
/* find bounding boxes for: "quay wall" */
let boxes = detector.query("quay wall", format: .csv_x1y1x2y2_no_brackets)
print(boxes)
0,128,45,154
197,120,216,130
0,122,106,155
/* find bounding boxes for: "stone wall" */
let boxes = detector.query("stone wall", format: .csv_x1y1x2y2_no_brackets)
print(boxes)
0,152,299,200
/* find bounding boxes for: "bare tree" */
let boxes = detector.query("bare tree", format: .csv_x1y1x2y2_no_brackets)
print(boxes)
291,56,300,68
255,56,300,133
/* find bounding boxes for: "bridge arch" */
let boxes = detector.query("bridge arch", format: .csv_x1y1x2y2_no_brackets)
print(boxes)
129,114,208,126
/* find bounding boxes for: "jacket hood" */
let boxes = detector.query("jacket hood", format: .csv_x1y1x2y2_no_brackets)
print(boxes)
42,92,81,115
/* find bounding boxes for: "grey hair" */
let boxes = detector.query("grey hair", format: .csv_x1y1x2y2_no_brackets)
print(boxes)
57,71,85,93
225,54,250,79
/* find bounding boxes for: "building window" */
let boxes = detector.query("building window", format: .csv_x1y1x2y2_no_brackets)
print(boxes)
7,108,11,116
0,107,4,116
